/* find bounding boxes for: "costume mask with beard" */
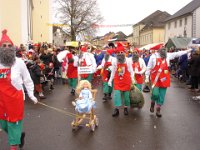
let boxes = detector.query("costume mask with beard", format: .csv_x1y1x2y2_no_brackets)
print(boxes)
104,53,110,62
116,53,125,64
132,53,139,62
0,47,16,67
159,48,167,59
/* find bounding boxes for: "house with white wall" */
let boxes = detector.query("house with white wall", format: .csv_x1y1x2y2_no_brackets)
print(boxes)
164,0,200,42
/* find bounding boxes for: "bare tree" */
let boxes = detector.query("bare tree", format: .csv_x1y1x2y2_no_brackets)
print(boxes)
56,0,103,41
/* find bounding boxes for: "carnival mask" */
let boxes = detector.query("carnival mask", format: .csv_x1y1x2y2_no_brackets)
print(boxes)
104,53,110,62
117,53,125,64
159,49,167,59
132,53,139,62
0,47,16,67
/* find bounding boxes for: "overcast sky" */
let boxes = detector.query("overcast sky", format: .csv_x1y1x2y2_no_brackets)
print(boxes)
96,0,193,36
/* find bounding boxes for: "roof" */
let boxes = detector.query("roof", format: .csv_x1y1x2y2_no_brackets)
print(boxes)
92,36,103,41
127,33,133,37
165,37,192,49
135,10,171,28
109,31,127,41
134,10,171,31
103,32,115,37
165,0,200,21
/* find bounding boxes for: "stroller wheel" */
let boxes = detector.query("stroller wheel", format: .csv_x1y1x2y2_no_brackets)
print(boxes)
95,117,99,127
90,123,95,132
71,120,78,131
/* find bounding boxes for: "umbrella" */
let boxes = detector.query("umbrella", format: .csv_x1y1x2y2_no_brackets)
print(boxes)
65,41,91,47
66,41,79,47
150,43,164,50
139,43,164,50
192,38,200,44
188,38,200,47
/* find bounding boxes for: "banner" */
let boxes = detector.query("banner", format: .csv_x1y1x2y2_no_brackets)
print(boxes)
78,66,93,74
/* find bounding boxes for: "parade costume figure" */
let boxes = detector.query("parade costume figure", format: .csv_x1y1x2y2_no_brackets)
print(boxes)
0,30,37,150
57,50,70,84
79,46,97,82
73,80,96,113
130,51,146,91
108,43,135,117
145,48,193,117
66,52,79,95
97,49,114,102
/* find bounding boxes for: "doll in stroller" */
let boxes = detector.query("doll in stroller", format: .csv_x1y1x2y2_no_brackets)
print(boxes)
71,80,99,131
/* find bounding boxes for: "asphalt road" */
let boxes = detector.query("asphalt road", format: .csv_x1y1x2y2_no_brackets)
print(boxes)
1,77,200,150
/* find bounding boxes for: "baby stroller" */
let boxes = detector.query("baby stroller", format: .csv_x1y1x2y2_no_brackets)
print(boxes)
71,89,99,131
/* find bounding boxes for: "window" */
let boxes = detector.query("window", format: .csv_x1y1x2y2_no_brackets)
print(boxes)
174,21,177,28
185,17,187,25
180,19,182,27
168,22,171,29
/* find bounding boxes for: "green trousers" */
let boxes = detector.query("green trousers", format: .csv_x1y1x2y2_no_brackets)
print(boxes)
81,74,93,82
103,82,113,94
0,120,23,145
135,84,142,91
113,90,130,107
68,78,78,89
151,87,167,105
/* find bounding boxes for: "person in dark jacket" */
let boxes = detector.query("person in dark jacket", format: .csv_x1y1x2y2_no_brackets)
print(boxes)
188,50,200,92
52,50,61,78
177,53,188,82
29,57,46,99
39,48,53,66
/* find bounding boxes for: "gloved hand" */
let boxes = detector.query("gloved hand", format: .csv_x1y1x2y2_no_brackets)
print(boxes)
145,76,149,83
108,80,112,87
31,97,38,104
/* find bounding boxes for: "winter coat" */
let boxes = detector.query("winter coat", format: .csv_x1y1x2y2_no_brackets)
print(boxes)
40,53,53,65
29,64,43,84
178,54,188,70
188,54,200,77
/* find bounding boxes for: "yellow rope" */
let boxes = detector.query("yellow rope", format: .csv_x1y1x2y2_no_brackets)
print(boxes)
37,102,91,120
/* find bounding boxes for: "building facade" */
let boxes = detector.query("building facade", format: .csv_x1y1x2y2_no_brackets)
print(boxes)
132,10,170,48
53,27,70,46
164,0,200,42
0,0,52,46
